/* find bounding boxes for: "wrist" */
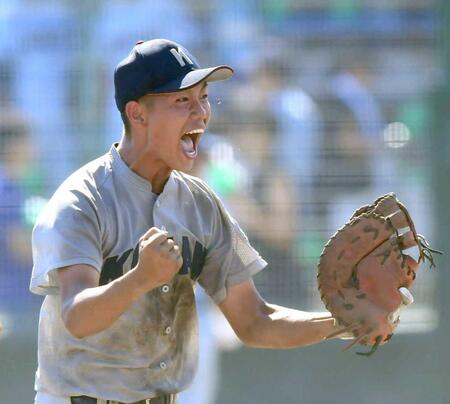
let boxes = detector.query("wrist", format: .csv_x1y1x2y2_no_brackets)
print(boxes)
121,267,155,299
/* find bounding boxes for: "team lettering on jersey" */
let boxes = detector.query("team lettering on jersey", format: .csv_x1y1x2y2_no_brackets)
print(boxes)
100,236,206,286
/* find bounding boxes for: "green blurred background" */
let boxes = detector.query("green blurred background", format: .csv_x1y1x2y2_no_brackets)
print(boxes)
0,0,449,403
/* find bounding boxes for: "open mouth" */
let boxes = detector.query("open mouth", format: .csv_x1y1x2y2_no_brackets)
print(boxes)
180,129,204,159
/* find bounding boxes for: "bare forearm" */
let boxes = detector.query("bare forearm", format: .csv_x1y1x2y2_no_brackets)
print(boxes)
59,228,182,338
62,269,147,338
243,303,337,349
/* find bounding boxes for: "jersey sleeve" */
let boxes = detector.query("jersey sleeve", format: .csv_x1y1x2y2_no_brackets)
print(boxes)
30,189,103,296
197,187,267,304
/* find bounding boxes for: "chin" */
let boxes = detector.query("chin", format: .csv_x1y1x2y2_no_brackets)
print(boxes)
178,166,194,174
174,160,195,173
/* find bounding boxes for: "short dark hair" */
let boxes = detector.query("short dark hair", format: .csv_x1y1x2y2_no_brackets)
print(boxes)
120,110,131,135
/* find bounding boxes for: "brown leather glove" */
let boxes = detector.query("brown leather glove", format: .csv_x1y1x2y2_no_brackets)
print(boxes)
317,193,441,355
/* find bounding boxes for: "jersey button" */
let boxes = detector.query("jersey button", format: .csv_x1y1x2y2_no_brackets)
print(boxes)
161,284,170,293
159,361,167,370
164,326,172,335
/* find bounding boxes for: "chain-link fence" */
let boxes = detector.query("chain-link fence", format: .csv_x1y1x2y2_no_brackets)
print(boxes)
0,1,448,403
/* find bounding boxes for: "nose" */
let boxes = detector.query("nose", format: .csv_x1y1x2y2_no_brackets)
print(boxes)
191,99,210,121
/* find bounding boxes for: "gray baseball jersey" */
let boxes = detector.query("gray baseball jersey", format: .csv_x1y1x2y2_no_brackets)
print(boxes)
30,144,266,402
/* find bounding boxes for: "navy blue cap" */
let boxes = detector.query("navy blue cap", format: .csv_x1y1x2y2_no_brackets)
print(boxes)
114,39,234,112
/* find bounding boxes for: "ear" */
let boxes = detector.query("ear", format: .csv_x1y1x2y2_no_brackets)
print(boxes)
125,101,146,128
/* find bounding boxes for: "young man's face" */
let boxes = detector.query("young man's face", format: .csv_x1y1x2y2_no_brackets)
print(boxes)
141,81,211,173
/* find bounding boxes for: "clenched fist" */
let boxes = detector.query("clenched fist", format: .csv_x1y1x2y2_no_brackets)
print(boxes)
133,227,183,291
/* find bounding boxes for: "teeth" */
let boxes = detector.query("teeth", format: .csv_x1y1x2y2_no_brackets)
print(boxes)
184,129,204,135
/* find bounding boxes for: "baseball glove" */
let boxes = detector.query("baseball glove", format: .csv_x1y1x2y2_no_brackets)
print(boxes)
317,193,441,356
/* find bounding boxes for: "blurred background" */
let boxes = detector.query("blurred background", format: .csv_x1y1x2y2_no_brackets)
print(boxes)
0,0,449,403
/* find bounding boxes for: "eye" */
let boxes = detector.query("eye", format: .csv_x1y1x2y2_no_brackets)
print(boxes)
200,93,209,100
176,96,189,103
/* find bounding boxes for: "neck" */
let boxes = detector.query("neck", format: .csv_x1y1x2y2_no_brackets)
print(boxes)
116,135,171,194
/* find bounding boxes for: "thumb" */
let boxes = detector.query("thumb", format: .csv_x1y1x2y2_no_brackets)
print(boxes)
388,287,414,326
399,287,414,306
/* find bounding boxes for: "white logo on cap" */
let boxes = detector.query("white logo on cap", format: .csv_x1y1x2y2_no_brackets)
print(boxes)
170,47,193,67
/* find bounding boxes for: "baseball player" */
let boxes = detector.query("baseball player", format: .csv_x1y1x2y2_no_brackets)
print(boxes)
30,39,344,404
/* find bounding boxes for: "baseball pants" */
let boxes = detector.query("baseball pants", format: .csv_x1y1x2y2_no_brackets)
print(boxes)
35,391,178,404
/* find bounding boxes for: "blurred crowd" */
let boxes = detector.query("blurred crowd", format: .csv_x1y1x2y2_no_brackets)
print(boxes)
0,0,440,402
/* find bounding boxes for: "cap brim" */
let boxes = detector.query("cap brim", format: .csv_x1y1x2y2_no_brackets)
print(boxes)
148,65,234,94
